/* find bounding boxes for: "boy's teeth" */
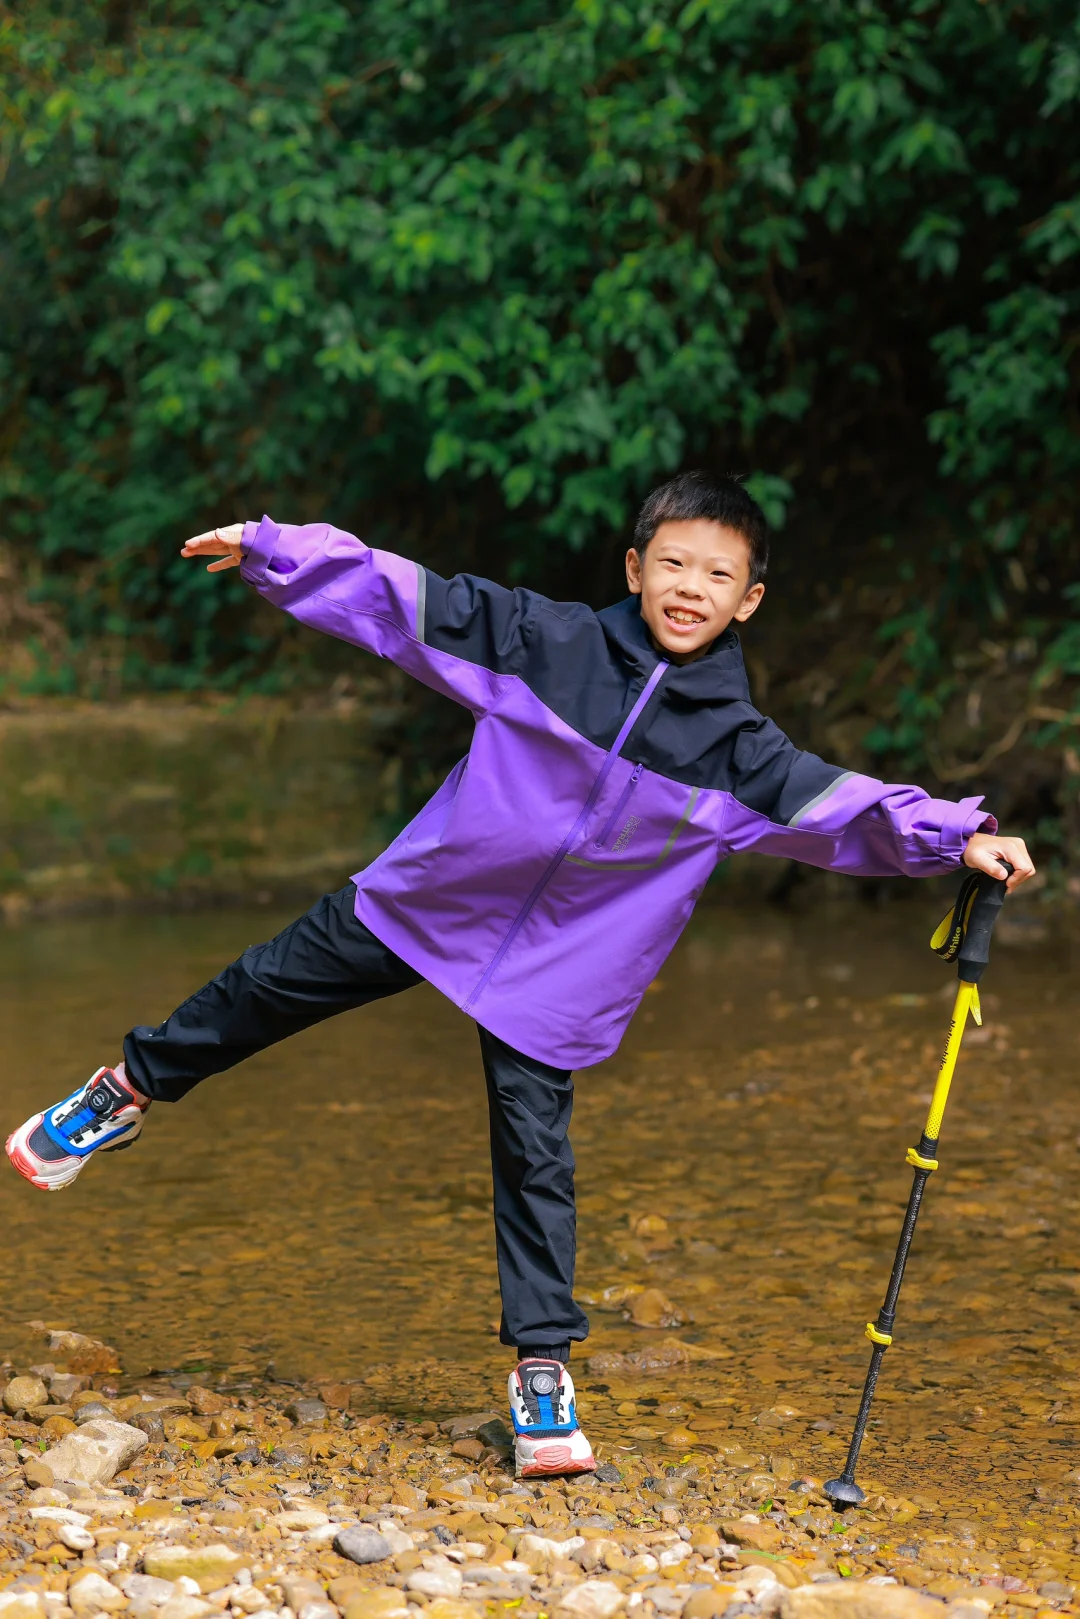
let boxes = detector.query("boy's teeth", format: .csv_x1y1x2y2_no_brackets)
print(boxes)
667,609,703,624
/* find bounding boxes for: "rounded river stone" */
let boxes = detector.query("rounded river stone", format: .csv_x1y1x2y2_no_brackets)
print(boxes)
334,1526,393,1565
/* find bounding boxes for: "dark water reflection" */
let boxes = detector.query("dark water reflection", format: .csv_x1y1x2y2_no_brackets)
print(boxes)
0,891,1076,1543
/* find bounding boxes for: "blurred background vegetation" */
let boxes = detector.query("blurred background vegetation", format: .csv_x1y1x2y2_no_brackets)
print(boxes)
2,0,1080,896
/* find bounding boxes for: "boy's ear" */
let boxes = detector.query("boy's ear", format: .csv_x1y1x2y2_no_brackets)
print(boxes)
625,547,643,595
733,582,765,623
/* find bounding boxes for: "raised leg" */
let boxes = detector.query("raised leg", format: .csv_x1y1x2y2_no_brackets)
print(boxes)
125,883,423,1101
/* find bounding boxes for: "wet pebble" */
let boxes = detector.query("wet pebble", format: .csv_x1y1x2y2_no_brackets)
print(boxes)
285,1399,328,1427
271,1445,308,1470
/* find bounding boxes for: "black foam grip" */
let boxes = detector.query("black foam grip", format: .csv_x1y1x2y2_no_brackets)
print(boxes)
957,862,1012,980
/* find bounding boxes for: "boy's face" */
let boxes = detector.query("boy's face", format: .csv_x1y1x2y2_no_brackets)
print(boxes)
625,519,765,663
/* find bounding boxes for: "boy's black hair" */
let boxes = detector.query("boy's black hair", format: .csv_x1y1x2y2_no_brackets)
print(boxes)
633,471,769,587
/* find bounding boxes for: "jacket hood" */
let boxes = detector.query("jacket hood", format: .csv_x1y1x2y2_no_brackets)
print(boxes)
596,596,752,705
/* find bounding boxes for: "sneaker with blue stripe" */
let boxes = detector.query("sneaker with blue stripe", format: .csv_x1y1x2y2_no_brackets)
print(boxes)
6,1066,150,1191
508,1357,596,1478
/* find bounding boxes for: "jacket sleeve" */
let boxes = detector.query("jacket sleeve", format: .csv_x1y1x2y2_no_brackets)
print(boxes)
720,714,995,877
240,514,536,714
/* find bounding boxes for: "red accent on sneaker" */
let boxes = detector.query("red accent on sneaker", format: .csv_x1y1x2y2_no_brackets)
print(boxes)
92,1066,150,1111
517,1442,597,1477
5,1128,42,1186
533,1444,572,1467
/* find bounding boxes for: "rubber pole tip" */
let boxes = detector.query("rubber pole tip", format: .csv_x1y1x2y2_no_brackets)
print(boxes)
823,1477,865,1510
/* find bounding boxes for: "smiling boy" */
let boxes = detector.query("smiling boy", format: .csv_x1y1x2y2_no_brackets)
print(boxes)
7,471,1033,1477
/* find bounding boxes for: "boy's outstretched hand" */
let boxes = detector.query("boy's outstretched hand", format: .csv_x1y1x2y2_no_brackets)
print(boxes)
963,830,1035,891
181,524,246,572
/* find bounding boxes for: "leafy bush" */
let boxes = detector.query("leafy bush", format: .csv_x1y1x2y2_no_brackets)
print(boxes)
2,0,1079,856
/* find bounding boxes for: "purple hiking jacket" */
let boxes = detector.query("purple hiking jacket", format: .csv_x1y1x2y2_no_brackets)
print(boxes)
240,516,994,1070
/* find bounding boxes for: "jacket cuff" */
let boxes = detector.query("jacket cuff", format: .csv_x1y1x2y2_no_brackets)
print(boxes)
941,797,997,863
239,515,281,586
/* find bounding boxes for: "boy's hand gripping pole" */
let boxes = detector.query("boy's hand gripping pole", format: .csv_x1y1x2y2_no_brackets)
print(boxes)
823,862,1012,1510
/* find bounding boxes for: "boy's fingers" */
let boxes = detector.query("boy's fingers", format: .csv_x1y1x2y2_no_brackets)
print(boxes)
180,523,245,573
182,531,229,551
980,840,1035,891
1004,847,1036,891
181,525,245,556
964,835,1036,891
181,539,231,556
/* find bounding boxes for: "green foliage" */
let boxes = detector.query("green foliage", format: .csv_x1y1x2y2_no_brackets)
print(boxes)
2,0,1080,845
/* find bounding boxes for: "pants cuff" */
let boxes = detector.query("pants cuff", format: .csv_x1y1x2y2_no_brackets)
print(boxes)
516,1343,572,1363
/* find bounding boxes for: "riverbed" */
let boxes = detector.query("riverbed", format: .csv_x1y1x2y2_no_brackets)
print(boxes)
0,890,1076,1548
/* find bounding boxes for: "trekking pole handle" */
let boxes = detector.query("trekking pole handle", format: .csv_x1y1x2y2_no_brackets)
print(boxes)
957,860,1013,983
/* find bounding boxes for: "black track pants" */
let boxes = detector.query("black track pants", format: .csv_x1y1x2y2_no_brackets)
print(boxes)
123,884,589,1353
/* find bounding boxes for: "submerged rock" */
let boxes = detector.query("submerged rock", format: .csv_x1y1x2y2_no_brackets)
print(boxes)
624,1288,684,1329
285,1398,328,1426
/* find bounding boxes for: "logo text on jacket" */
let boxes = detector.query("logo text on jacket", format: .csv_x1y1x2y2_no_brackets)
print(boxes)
612,816,642,854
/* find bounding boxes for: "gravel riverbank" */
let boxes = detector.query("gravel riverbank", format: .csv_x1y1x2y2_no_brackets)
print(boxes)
1,1332,1075,1619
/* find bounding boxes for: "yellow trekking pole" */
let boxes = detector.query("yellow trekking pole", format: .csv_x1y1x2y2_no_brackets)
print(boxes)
824,861,1013,1510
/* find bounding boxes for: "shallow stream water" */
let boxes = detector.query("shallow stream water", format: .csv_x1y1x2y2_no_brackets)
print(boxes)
1,890,1077,1549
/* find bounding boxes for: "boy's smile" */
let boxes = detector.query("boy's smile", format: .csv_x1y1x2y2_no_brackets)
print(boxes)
626,517,765,664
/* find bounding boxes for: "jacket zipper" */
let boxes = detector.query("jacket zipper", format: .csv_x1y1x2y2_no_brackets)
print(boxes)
595,763,644,847
463,661,668,1013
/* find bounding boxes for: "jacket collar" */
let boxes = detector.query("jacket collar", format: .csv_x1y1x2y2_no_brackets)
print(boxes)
596,596,752,704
